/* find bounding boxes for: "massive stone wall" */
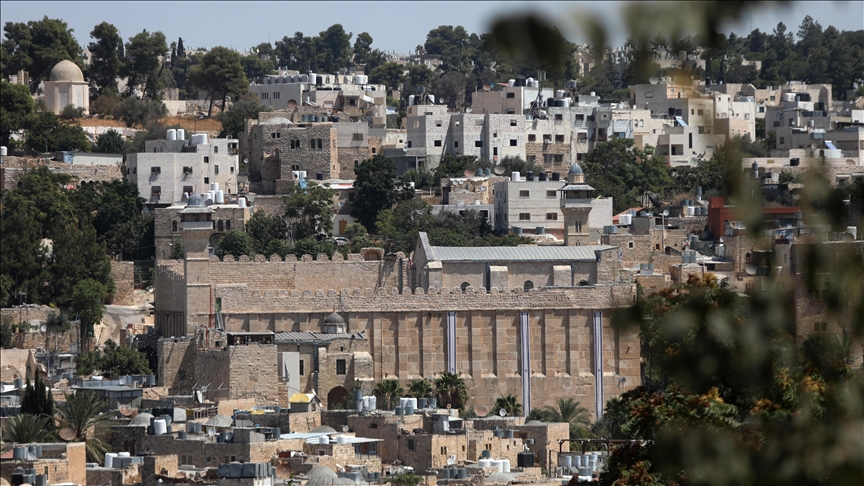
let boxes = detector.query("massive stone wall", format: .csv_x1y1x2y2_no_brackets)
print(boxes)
207,283,639,418
110,260,135,305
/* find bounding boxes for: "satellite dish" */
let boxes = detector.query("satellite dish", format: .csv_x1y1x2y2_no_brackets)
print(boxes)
59,427,77,441
207,427,217,437
27,451,37,460
463,168,476,178
287,99,298,109
447,455,456,466
402,145,408,153
499,408,507,417
474,406,488,417
482,83,492,91
40,324,47,332
446,404,452,409
276,463,293,479
342,425,349,432
662,210,669,217
745,264,758,276
493,166,505,175
119,376,127,385
119,405,135,417
649,76,660,85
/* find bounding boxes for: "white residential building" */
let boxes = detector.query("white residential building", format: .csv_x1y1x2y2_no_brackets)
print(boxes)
126,135,239,207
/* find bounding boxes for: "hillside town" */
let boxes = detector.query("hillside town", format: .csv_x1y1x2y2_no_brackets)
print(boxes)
1,3,864,486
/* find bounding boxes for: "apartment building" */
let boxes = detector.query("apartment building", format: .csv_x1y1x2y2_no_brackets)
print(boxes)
126,135,239,208
471,84,554,115
249,71,387,117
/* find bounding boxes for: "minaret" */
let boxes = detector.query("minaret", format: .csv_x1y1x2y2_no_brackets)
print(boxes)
559,162,595,246
179,194,214,336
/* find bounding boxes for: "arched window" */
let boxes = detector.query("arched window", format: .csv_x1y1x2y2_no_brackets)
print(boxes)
172,221,178,232
461,282,470,292
523,280,534,291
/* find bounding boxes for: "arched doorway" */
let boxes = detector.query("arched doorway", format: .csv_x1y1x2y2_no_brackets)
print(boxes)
327,386,349,409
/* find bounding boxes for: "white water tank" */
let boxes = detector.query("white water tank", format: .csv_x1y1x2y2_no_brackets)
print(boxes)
318,435,329,445
620,214,632,225
191,133,209,145
215,190,224,204
502,460,511,473
590,92,596,97
211,182,219,191
406,398,418,410
238,197,247,208
490,460,503,473
153,419,167,435
176,129,185,141
508,79,516,87
336,435,349,444
105,453,117,468
166,129,177,141
408,95,415,106
556,90,566,98
783,92,796,102
479,459,492,468
511,171,521,181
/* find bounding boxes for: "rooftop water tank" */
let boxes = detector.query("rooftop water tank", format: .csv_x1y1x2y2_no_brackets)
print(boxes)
166,129,177,141
176,129,185,141
215,190,224,204
511,171,521,181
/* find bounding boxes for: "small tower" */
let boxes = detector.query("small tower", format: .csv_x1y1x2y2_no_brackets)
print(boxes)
180,194,214,336
558,162,596,246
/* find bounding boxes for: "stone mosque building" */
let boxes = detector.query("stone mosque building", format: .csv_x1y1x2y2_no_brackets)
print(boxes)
152,164,641,419
44,60,89,115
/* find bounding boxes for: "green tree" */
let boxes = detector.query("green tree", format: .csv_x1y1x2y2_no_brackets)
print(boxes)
352,155,410,231
112,97,167,128
50,221,114,306
283,182,335,241
217,97,268,138
0,192,49,305
215,230,256,260
368,62,404,95
87,22,124,96
122,29,168,99
373,379,404,410
374,198,436,254
24,112,91,152
245,210,289,255
70,278,108,352
21,372,55,419
239,55,275,84
317,24,353,73
0,80,34,146
74,339,152,378
1,414,57,443
187,46,249,117
0,316,12,348
387,474,424,486
407,378,434,399
434,372,468,411
58,390,112,463
352,32,374,66
1,16,83,91
493,394,522,417
60,104,86,120
94,129,124,154
535,397,592,439
581,138,672,213
170,238,185,260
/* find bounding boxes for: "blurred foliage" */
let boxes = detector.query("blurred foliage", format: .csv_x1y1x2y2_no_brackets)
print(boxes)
490,2,863,484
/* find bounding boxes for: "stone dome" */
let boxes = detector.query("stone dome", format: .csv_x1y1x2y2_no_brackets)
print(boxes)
128,412,154,427
310,425,338,434
568,162,584,175
49,60,85,82
323,312,345,325
187,194,205,207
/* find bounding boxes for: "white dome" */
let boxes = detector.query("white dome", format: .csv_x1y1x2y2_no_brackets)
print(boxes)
49,60,85,82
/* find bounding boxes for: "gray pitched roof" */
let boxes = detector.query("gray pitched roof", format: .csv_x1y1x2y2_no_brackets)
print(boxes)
275,332,365,343
427,245,614,263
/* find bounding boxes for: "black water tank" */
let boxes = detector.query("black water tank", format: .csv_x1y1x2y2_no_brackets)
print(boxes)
517,452,535,468
551,172,560,181
526,171,534,181
538,172,547,181
316,172,324,180
790,158,800,167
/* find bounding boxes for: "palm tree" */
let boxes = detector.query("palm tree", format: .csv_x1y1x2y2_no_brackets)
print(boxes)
494,394,523,417
434,372,468,411
58,391,113,463
373,379,403,410
407,378,433,399
538,397,592,439
2,414,57,443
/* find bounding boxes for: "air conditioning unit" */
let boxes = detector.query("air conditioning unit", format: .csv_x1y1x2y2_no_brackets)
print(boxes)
183,167,193,174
